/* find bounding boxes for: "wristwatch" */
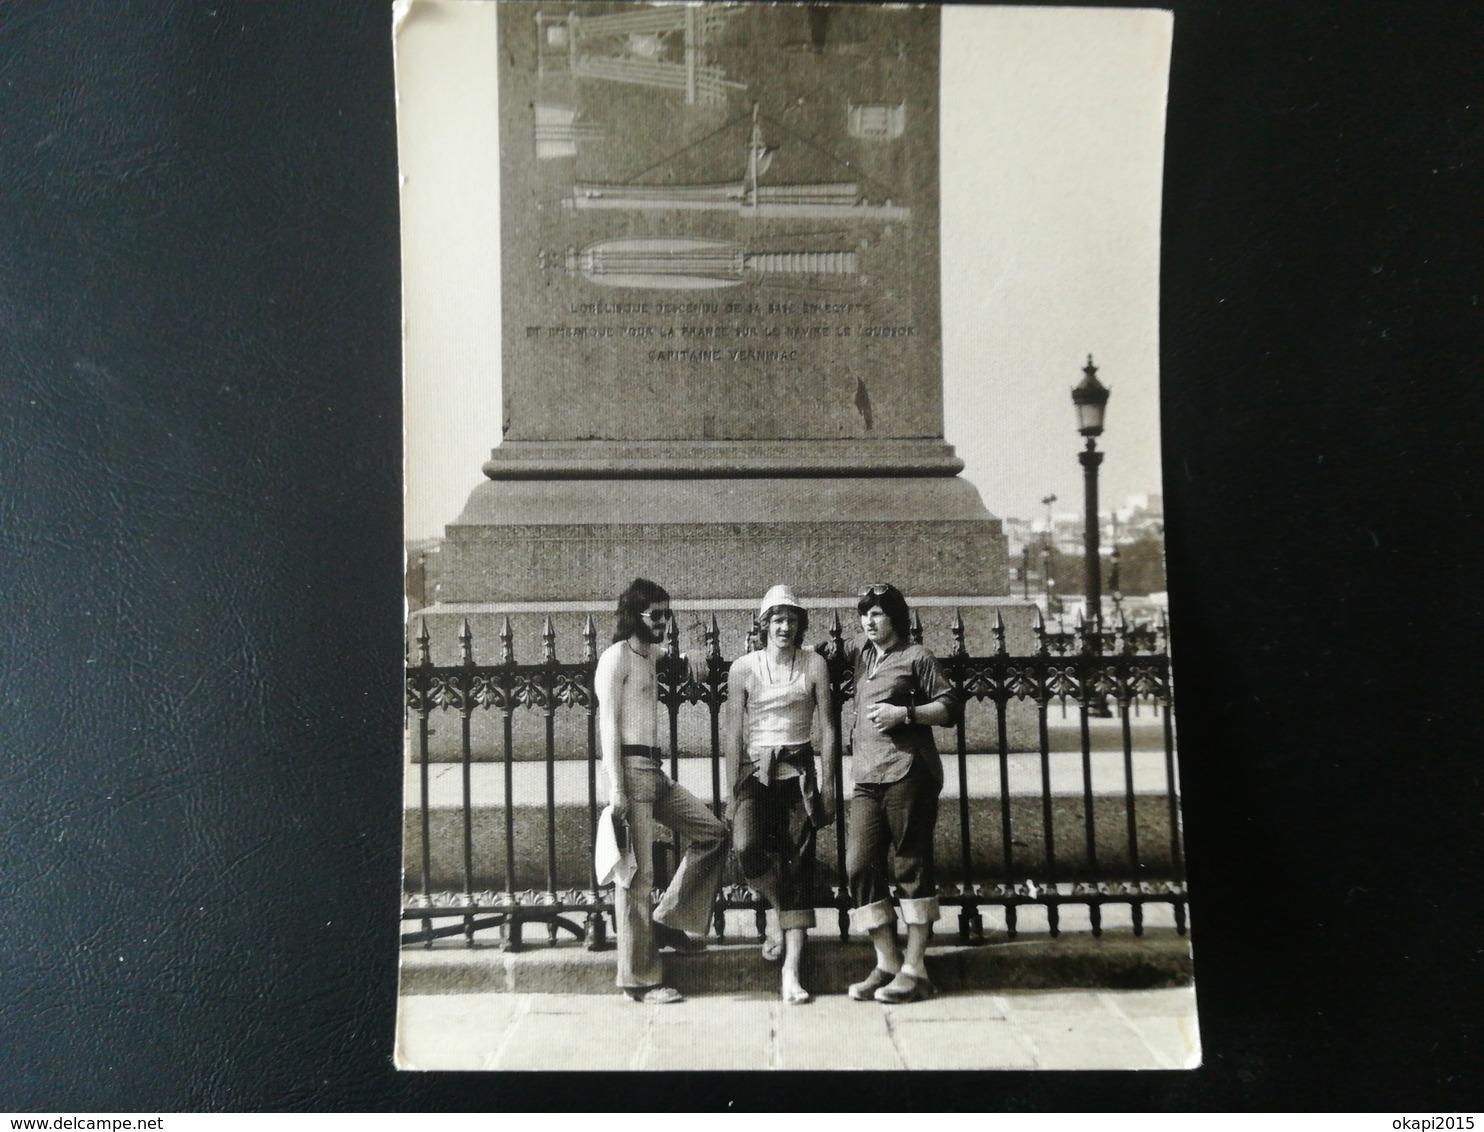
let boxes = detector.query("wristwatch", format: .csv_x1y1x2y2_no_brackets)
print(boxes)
905,702,917,725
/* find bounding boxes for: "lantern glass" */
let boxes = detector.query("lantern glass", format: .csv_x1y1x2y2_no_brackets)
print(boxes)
1075,399,1106,435
1071,356,1111,436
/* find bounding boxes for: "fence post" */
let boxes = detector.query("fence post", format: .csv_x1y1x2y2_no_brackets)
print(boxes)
582,614,609,950
458,618,477,945
499,615,521,952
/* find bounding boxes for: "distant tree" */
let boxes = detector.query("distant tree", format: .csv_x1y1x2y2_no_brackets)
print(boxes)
1115,535,1167,596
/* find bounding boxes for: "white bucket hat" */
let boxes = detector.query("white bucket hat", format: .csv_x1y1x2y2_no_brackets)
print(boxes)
758,584,806,619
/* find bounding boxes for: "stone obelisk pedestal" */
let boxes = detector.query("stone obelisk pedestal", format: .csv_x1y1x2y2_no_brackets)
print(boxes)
427,4,1006,615
438,441,1005,605
418,0,1014,705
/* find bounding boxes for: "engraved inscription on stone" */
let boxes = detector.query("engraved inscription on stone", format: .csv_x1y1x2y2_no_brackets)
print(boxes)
501,3,942,445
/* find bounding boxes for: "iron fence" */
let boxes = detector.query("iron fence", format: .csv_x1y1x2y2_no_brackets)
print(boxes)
402,607,1186,950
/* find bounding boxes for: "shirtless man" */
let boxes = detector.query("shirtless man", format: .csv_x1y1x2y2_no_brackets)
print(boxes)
595,578,729,1004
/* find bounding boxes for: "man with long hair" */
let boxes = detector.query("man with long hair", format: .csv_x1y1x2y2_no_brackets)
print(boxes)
595,578,729,1004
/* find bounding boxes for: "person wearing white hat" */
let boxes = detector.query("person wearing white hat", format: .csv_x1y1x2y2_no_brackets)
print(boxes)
725,584,837,1005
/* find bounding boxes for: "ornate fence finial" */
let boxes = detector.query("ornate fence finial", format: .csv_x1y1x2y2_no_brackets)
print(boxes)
1114,608,1129,654
1032,606,1049,656
950,608,967,657
910,609,924,645
1158,610,1170,653
582,613,598,664
706,613,721,663
746,614,761,653
542,614,557,664
459,617,474,666
992,608,1008,656
499,615,515,665
416,617,431,667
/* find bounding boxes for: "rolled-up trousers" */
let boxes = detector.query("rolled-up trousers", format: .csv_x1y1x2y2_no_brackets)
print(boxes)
614,753,729,990
733,773,818,931
846,759,941,934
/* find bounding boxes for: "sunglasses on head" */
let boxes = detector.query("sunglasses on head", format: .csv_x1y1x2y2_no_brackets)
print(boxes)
859,583,895,600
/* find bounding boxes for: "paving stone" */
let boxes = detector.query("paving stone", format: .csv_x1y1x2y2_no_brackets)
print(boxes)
394,969,1200,1071
877,992,1009,1022
997,989,1110,1015
640,1000,775,1071
776,1000,903,1071
891,1016,1037,1071
1017,1015,1155,1070
523,991,635,1016
497,1008,648,1071
1104,986,1199,1017
1118,1014,1202,1069
394,992,523,1070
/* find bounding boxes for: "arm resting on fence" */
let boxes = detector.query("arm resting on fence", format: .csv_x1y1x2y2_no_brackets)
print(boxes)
723,658,748,820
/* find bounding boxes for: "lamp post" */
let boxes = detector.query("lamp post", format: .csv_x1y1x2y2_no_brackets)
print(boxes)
1072,355,1111,717
1039,493,1058,614
1071,355,1110,627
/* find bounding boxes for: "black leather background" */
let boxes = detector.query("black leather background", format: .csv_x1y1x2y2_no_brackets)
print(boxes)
2,0,1479,1113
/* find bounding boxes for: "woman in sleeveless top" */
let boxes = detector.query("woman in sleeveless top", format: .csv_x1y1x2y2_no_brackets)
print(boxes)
725,584,837,1004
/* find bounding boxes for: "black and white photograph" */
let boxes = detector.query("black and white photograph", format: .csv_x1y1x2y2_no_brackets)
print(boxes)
395,0,1193,1072
6,0,1480,1111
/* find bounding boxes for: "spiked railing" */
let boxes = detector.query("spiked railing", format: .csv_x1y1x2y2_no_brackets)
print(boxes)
403,607,1185,948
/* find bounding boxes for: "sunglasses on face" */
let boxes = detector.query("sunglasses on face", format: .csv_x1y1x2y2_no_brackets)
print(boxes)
642,609,672,622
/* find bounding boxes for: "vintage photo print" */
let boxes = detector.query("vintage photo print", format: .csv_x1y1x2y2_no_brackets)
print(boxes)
394,0,1194,1071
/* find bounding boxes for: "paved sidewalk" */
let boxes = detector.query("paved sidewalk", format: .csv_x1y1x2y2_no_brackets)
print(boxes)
395,984,1200,1071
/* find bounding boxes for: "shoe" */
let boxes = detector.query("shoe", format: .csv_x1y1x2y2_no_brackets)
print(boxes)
783,984,813,1005
761,934,784,963
874,971,937,1004
654,923,706,953
626,985,684,1005
848,967,897,1002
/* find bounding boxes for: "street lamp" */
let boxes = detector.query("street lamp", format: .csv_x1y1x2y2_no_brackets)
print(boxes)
1039,493,1058,613
1071,355,1110,628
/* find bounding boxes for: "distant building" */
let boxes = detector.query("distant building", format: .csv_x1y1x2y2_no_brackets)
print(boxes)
1000,492,1166,599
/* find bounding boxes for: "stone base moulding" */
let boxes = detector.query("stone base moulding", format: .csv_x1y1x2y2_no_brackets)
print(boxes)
439,474,1009,602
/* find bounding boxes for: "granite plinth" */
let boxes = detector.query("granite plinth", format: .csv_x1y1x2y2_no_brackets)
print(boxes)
482,438,965,479
439,475,1008,602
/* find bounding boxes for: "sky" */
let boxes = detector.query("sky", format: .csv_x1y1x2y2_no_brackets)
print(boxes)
399,3,1172,541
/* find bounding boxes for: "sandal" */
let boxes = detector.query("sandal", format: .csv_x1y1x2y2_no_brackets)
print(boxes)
626,985,684,1005
783,985,813,1005
874,972,937,1004
761,934,784,963
848,967,897,1002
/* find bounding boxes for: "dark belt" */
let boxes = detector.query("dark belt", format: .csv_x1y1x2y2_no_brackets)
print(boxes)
620,744,663,760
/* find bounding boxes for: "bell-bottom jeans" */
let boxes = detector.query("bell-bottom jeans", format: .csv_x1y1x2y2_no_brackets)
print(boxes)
614,753,729,990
